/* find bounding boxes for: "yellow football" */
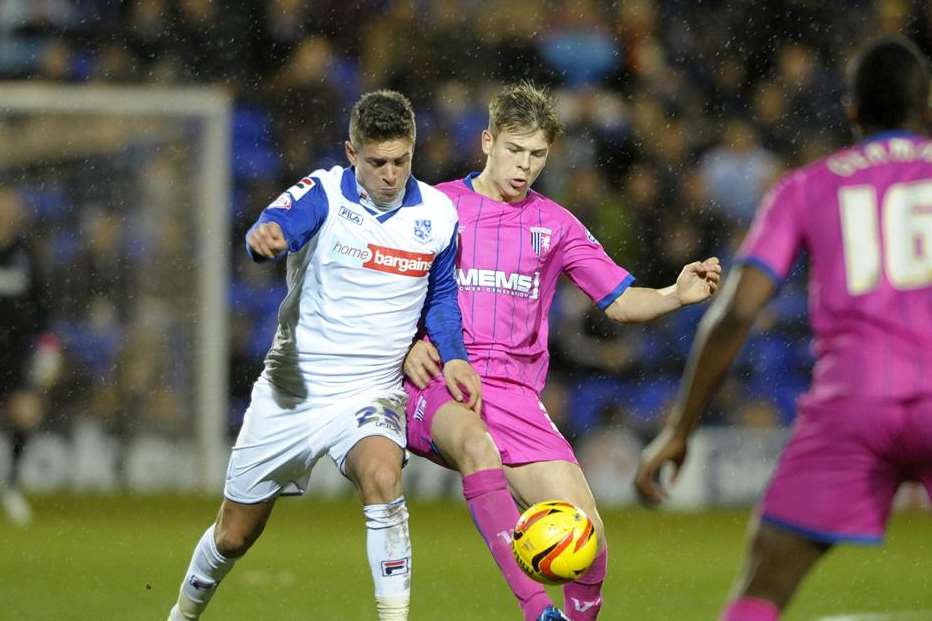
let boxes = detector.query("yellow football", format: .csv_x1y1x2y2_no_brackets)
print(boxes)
512,500,598,585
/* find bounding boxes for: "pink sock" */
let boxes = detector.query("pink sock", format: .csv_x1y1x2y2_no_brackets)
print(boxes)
463,469,552,621
720,597,780,621
564,547,606,620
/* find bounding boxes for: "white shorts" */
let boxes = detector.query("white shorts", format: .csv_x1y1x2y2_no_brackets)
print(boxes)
223,378,408,504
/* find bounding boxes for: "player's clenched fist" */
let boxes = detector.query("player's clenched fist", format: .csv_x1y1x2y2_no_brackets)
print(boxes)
674,257,722,305
247,222,287,259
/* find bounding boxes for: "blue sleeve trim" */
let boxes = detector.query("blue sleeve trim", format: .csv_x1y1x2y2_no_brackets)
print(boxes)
734,255,784,288
596,274,636,311
423,225,468,362
760,514,883,546
244,179,329,261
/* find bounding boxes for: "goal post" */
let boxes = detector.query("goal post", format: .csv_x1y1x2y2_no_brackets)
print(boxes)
0,83,232,491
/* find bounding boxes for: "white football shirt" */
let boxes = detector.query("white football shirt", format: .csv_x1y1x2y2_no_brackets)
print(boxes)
246,165,465,405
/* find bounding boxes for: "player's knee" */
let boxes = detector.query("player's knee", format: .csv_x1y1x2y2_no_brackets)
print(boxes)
359,461,403,503
588,511,606,547
456,427,500,471
213,523,259,558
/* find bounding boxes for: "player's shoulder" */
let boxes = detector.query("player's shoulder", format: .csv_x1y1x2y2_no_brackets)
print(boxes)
415,178,458,222
528,190,580,225
434,178,469,196
281,165,342,205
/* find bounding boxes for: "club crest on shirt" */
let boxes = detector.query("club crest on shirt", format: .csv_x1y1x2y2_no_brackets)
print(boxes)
414,219,432,243
530,226,552,256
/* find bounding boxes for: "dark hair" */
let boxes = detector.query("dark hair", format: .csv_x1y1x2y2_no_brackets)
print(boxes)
488,81,564,144
849,35,929,131
349,90,416,147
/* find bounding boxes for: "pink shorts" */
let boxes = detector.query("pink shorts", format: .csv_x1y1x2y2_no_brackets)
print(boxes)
761,396,932,545
404,377,577,468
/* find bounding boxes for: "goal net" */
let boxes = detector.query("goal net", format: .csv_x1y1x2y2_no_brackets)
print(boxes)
0,84,231,492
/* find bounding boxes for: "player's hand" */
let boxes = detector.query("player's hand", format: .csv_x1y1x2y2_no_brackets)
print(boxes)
247,222,288,259
633,426,689,507
674,257,722,305
403,340,442,389
442,359,483,415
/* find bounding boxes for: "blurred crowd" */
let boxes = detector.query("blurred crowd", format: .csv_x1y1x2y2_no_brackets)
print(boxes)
1,0,929,444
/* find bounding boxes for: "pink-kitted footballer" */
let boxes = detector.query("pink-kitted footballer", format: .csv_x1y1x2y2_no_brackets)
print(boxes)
635,35,932,621
403,83,721,621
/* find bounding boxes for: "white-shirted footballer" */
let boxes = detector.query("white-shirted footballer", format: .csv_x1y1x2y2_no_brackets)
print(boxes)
226,164,465,503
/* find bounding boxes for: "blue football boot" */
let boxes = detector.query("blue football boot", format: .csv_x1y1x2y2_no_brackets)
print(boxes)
537,606,570,621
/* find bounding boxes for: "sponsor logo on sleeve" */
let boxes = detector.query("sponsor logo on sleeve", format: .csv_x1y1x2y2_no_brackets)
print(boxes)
339,206,364,225
381,558,410,577
268,192,293,210
530,226,552,255
288,176,316,200
585,227,600,245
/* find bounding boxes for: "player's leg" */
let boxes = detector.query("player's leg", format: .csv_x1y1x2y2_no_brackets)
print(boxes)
719,397,905,620
430,399,556,621
169,378,317,620
505,460,607,621
407,380,556,620
169,498,276,621
344,435,411,621
719,518,828,621
335,395,413,620
2,389,43,526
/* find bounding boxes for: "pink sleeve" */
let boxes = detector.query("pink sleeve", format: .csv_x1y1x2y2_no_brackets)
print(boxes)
736,173,805,284
559,213,635,310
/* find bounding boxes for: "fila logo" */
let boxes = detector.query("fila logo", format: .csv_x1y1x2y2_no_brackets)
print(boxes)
457,268,540,299
363,245,434,277
339,206,363,225
381,558,410,577
188,576,216,591
571,597,601,613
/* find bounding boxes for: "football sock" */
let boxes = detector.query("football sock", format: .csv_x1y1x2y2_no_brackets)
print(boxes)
175,525,237,619
462,469,552,621
720,597,780,621
364,496,411,620
564,547,606,620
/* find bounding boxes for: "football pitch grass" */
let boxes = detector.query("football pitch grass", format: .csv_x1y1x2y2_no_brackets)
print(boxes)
1,495,929,620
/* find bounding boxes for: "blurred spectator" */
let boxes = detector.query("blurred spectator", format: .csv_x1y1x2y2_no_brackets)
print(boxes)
0,188,61,525
0,0,924,445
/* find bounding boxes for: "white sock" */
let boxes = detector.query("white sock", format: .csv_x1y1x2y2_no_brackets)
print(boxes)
173,525,237,619
364,496,411,621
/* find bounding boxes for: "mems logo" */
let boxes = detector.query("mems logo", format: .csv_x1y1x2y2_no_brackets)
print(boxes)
457,268,540,299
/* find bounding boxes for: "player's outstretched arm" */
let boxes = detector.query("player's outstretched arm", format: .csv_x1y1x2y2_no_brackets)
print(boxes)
633,265,773,506
605,258,721,323
246,222,288,260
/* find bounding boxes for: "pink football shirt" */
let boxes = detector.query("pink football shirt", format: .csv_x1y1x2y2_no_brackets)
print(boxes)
438,174,634,393
738,131,932,403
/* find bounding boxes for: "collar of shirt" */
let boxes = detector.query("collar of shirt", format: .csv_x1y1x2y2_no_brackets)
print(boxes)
339,167,423,211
